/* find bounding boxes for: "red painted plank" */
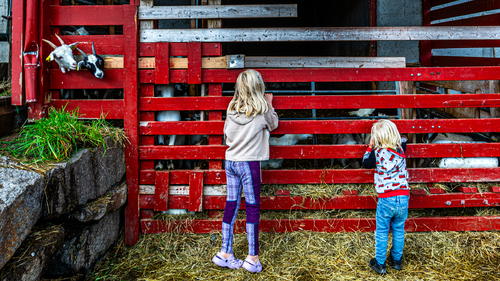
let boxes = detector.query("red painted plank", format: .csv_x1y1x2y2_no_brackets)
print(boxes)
490,186,500,193
412,189,426,196
139,43,221,56
433,56,500,67
140,119,500,136
276,190,291,196
50,69,123,89
431,1,500,21
11,0,24,105
431,0,459,8
430,188,445,194
139,192,500,210
141,216,500,234
140,168,500,185
189,171,204,212
139,67,500,83
139,143,500,160
154,171,169,212
432,40,500,49
208,84,223,170
457,186,478,193
140,84,155,145
155,43,169,84
433,14,500,26
188,42,202,84
51,99,124,119
139,94,500,111
123,5,140,246
39,0,52,114
141,210,154,219
343,190,358,196
53,35,124,55
51,5,124,26
421,0,431,67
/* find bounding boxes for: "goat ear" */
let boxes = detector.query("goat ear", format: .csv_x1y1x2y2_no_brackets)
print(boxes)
68,42,79,50
45,53,54,62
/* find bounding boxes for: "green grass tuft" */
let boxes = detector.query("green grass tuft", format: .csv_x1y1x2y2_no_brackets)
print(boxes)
0,105,125,164
0,78,11,97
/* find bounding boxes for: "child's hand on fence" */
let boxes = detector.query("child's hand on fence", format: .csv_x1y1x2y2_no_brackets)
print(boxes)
265,93,273,105
369,137,373,149
401,135,408,142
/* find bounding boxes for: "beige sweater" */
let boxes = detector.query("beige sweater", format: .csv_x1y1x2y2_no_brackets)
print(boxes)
224,107,279,162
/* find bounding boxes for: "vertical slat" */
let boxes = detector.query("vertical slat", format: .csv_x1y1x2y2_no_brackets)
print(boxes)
188,42,202,84
140,0,154,30
39,0,51,111
420,0,432,66
189,171,204,212
209,84,223,170
123,4,140,246
155,43,169,84
154,171,169,211
11,0,24,105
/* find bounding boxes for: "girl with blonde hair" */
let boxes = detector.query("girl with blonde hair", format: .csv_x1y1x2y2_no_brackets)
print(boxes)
212,70,278,273
362,120,409,274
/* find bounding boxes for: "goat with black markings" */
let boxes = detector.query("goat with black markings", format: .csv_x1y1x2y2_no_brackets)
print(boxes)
76,42,104,79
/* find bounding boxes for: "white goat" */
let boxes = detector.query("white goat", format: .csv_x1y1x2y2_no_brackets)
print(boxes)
332,134,363,168
42,34,79,73
349,108,375,117
155,84,182,170
261,134,312,169
431,133,498,168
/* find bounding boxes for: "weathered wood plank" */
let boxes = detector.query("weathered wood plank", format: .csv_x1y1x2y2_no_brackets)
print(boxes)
105,56,405,69
139,0,154,30
138,4,297,20
140,26,500,43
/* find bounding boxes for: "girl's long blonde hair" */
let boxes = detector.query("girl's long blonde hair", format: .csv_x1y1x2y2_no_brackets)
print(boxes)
371,120,402,150
227,69,269,117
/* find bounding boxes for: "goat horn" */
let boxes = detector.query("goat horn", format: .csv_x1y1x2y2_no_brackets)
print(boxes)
54,34,65,45
75,47,88,58
42,39,57,49
92,42,96,55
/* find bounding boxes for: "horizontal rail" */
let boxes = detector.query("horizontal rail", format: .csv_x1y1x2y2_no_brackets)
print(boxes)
139,43,221,57
431,40,500,49
51,100,124,119
51,5,124,26
137,67,500,84
139,168,500,185
433,56,500,67
139,193,500,210
139,94,500,111
431,1,500,22
139,4,297,20
433,14,500,26
141,216,500,233
140,26,500,43
53,35,124,55
139,119,500,135
50,69,123,89
105,56,406,69
139,143,500,160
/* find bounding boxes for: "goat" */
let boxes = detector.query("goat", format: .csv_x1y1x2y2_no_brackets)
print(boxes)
332,134,363,169
261,134,312,169
42,34,79,73
76,42,104,79
155,84,182,170
431,133,498,168
62,26,89,36
349,108,375,117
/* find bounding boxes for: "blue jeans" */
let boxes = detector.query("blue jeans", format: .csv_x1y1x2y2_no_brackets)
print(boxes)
375,195,409,265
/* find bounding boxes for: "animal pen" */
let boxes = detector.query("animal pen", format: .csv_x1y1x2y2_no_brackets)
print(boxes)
10,0,500,246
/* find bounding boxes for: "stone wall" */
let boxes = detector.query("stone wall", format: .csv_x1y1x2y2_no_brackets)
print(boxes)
0,139,127,281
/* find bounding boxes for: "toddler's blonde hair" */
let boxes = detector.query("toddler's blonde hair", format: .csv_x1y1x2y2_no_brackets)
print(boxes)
227,69,269,117
371,120,402,150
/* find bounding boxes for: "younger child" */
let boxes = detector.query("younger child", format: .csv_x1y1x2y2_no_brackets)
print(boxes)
212,70,279,273
362,120,409,274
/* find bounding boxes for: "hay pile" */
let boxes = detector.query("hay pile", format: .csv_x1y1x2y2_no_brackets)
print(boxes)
89,230,500,280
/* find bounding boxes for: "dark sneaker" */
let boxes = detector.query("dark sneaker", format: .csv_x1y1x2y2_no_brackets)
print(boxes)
388,254,402,270
369,258,387,274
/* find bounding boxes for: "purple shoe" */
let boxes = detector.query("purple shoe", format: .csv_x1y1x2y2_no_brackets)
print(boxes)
242,257,262,273
212,252,243,269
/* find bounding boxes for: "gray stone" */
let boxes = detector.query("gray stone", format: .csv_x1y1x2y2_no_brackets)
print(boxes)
0,168,44,269
43,149,98,219
0,225,65,281
72,182,127,223
46,210,121,276
92,138,125,198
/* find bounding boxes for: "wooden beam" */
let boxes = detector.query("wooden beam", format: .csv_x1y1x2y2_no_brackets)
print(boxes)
139,0,154,30
140,26,500,43
138,4,297,20
104,56,406,69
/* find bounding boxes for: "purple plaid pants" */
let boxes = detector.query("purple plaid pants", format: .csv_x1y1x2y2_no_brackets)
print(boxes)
221,160,261,256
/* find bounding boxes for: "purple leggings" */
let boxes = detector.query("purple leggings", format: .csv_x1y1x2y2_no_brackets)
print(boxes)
221,160,261,256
